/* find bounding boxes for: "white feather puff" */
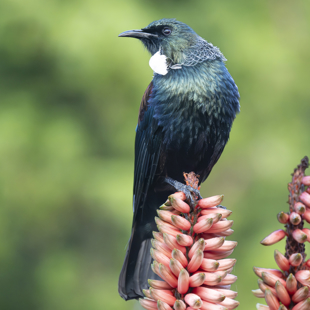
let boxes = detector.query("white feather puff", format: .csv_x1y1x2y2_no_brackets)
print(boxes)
149,51,168,75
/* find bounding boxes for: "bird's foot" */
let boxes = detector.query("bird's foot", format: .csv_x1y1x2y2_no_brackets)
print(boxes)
217,205,227,210
165,177,202,207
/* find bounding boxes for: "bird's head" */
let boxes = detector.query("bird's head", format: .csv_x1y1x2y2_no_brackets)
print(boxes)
118,18,198,65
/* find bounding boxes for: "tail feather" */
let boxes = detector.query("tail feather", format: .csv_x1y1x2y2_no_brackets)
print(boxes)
119,190,170,300
118,231,158,300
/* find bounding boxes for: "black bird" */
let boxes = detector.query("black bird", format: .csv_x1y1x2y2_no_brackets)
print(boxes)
118,18,240,301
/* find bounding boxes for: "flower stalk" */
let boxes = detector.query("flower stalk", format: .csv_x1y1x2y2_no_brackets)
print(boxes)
139,172,239,310
252,156,310,310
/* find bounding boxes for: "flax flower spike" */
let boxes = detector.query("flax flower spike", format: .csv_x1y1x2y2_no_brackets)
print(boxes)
252,157,310,310
139,172,238,310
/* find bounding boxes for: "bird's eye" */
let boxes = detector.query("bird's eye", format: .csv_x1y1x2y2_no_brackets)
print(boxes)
162,27,172,36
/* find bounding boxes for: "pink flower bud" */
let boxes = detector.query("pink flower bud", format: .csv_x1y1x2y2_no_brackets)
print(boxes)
157,300,173,310
218,297,240,309
152,239,173,258
176,234,193,246
264,289,280,310
143,289,152,299
207,220,234,233
163,233,186,254
139,298,158,310
159,204,174,211
290,212,302,225
187,249,204,273
197,195,224,209
275,281,291,306
216,228,234,236
218,274,238,286
189,273,206,287
193,218,213,234
169,192,186,201
277,211,289,224
150,248,170,268
192,286,225,303
217,258,237,271
155,217,179,230
289,253,303,267
149,288,176,306
157,210,176,224
172,248,188,267
148,279,173,290
303,209,310,224
184,293,203,309
294,202,306,215
151,261,161,277
169,258,183,277
292,298,310,310
189,238,206,258
202,272,222,286
253,267,284,279
305,259,310,268
201,207,232,218
302,228,310,242
258,279,277,297
214,288,238,299
158,224,181,237
295,270,310,287
197,213,222,224
215,240,238,252
171,215,191,231
202,229,234,238
274,250,290,271
199,301,227,310
204,237,225,250
302,176,310,186
174,300,186,310
204,249,234,260
261,272,286,288
177,268,189,294
286,274,298,295
300,192,310,208
153,231,164,243
292,229,307,243
292,286,309,303
200,258,219,272
260,230,286,246
169,196,190,213
158,263,178,288
252,289,265,298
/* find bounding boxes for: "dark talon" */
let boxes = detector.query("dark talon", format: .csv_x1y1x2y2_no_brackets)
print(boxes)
165,177,201,207
217,204,227,210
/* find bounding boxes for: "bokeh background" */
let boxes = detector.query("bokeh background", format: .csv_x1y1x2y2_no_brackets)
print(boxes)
1,0,310,309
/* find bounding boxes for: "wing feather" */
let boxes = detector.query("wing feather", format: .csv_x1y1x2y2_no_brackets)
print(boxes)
133,81,162,221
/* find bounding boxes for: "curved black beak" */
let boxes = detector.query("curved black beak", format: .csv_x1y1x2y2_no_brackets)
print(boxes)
118,29,158,39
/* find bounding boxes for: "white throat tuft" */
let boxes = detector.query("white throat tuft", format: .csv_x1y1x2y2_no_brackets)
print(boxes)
149,51,168,75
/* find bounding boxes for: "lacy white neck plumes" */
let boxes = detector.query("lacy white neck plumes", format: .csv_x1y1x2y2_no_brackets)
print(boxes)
149,39,226,76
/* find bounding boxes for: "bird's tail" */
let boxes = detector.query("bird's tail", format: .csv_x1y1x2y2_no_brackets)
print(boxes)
118,223,158,300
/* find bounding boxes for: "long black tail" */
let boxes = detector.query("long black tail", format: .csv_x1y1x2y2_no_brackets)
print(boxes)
118,190,168,300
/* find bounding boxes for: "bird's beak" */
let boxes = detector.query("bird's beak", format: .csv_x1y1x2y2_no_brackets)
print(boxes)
118,29,158,39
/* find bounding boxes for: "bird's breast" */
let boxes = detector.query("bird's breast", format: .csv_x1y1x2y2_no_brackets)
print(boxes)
150,60,239,153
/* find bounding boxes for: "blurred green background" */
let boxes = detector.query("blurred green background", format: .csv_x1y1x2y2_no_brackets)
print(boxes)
1,0,310,309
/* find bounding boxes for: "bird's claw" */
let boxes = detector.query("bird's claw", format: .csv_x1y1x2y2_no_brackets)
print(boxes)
165,177,201,207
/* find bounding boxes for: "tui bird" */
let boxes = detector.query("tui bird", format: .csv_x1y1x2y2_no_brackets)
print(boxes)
118,18,240,301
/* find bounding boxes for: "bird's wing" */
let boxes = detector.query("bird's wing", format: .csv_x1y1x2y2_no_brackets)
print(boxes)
133,81,162,221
